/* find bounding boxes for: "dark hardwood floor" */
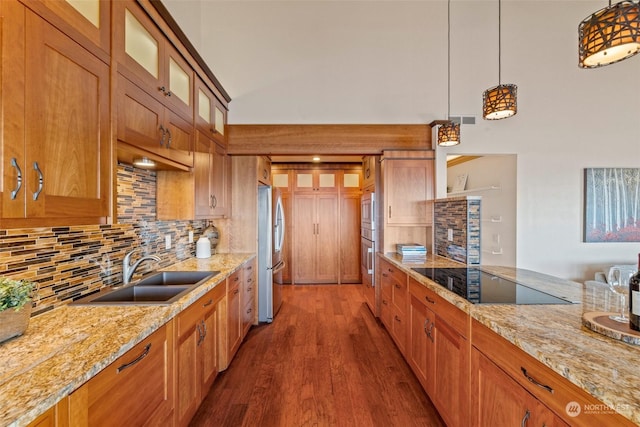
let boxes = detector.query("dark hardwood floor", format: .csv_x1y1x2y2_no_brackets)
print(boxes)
190,284,444,427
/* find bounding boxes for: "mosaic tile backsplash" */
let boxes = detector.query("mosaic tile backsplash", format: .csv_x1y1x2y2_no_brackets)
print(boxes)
434,196,481,264
0,163,226,316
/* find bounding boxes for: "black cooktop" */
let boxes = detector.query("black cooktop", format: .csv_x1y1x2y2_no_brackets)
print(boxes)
411,267,572,305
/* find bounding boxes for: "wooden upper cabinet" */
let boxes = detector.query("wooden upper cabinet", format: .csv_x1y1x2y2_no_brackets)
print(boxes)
362,155,377,189
383,158,434,226
116,73,194,168
257,156,271,185
1,4,110,227
293,169,339,193
195,77,227,148
341,170,362,193
23,0,110,61
114,0,193,121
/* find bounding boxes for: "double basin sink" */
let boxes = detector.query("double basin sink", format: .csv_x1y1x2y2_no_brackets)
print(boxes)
72,271,220,305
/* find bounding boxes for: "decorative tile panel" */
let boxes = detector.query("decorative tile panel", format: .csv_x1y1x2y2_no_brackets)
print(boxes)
434,196,481,265
0,163,224,315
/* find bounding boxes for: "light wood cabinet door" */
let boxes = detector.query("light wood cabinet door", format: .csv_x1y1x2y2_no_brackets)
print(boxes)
408,294,435,395
293,170,338,193
257,156,271,185
340,194,361,283
114,0,193,121
175,286,223,426
176,303,201,426
195,77,227,148
227,273,242,361
432,314,469,427
2,7,110,227
384,159,434,225
210,143,230,218
201,295,220,394
26,0,110,60
471,348,568,427
293,194,339,283
117,73,193,168
68,323,174,426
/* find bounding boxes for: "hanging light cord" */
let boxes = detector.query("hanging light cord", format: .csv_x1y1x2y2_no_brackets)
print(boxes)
447,0,451,119
498,0,502,85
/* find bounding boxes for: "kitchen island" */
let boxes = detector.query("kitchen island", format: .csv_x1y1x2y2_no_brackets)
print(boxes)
380,252,639,425
0,253,254,427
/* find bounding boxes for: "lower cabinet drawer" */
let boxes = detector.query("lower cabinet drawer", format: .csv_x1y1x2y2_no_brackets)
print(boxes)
68,323,174,426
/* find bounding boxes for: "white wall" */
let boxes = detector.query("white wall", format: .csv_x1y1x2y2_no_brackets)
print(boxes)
447,155,517,268
163,0,640,282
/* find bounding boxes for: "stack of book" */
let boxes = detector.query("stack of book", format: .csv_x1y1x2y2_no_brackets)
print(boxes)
396,243,427,263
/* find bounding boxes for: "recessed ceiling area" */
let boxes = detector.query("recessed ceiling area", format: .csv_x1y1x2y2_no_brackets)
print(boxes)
270,155,363,163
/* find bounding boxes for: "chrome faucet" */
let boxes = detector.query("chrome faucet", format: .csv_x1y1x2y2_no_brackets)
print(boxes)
123,249,161,284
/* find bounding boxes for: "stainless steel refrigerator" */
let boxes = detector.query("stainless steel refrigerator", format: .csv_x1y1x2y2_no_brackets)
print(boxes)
258,185,286,322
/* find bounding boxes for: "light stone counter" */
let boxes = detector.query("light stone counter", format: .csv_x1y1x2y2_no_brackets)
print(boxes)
382,253,640,425
0,253,254,427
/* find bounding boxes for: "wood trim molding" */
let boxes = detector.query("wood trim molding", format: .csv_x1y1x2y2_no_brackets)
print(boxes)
447,155,481,167
227,124,432,155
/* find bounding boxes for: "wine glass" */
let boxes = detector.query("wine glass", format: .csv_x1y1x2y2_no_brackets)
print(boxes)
608,268,632,322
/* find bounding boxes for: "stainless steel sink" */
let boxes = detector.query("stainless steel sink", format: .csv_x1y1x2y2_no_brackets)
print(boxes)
90,285,192,303
71,271,219,305
135,271,220,287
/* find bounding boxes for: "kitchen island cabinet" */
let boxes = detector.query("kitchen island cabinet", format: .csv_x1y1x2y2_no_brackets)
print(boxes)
408,277,469,427
379,257,408,355
379,253,639,427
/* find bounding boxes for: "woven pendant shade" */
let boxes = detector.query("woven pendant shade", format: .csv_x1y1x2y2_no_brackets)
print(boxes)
437,122,460,147
482,83,517,120
579,1,640,68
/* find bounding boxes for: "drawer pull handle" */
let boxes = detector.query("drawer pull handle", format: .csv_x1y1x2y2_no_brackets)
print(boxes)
521,368,554,394
388,268,394,273
203,299,213,307
234,289,240,295
382,273,388,278
117,343,151,373
425,296,435,304
247,287,252,292
521,409,530,427
247,307,252,314
394,315,401,322
382,300,388,305
394,283,401,289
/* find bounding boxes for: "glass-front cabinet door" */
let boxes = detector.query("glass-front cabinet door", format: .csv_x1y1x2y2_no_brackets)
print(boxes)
29,0,110,59
116,1,193,121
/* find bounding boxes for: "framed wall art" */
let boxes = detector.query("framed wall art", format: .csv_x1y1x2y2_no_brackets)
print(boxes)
584,168,640,242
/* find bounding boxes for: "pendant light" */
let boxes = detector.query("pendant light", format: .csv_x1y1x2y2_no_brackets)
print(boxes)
438,0,460,147
482,0,517,120
579,1,640,68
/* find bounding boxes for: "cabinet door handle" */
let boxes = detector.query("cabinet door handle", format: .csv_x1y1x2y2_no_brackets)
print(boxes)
521,368,554,394
158,86,166,94
427,322,434,342
32,162,44,201
10,158,22,200
382,299,388,305
166,90,172,97
234,288,239,295
521,409,530,427
203,299,213,307
212,195,217,209
388,206,392,219
159,125,166,146
382,273,388,278
394,315,401,322
247,307,252,314
423,318,430,335
196,322,203,345
247,286,252,292
394,283,401,289
201,320,207,338
117,343,151,373
425,296,435,304
166,128,172,148
263,169,268,179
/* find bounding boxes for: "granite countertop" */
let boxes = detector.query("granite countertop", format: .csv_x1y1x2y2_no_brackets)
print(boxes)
0,253,254,427
381,253,640,424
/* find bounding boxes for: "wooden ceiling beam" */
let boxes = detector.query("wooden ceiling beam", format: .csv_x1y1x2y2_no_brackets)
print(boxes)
226,124,432,155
